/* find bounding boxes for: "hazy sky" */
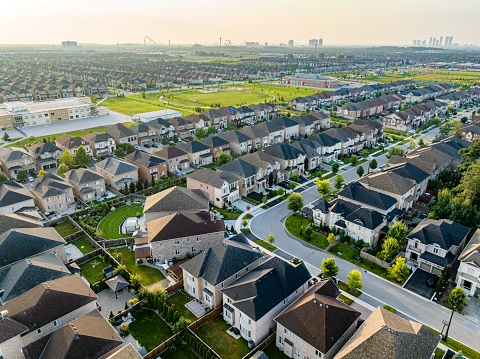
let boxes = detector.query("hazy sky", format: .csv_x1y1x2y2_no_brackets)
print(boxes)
2,0,479,46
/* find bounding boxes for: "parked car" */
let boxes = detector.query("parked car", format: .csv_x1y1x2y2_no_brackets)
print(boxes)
426,276,439,287
27,176,34,182
144,144,151,148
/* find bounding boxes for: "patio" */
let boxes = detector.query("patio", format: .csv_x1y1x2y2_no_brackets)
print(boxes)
185,299,209,318
65,244,83,261
97,287,137,318
231,199,254,212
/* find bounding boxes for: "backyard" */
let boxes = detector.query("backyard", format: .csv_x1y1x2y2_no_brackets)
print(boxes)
67,236,97,255
129,308,173,352
195,316,250,359
263,342,290,359
285,214,328,249
160,343,198,359
79,256,110,284
165,290,197,322
97,205,143,239
109,247,165,286
53,220,77,237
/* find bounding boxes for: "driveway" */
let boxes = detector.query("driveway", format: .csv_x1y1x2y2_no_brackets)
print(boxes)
246,192,264,203
404,269,436,300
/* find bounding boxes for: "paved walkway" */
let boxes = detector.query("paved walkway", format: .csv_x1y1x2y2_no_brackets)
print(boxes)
97,288,137,318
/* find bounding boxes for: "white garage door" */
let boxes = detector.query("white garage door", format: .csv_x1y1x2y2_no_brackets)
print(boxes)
420,262,432,273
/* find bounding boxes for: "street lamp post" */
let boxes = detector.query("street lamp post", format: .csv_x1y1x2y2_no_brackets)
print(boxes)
443,299,459,342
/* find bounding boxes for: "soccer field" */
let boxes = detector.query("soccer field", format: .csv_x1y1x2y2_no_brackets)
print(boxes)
166,89,273,107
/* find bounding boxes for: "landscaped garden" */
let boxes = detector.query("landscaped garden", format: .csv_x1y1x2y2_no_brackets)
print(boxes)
212,206,243,220
109,247,165,286
166,290,197,322
67,236,96,255
129,308,173,352
79,256,110,284
97,205,143,239
53,220,77,237
195,316,250,359
285,214,328,249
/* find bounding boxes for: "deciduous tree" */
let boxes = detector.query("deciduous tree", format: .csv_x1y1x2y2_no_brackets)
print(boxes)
388,257,410,283
58,150,75,169
315,178,331,199
320,258,339,278
333,174,344,190
216,151,232,165
347,270,363,292
287,192,304,214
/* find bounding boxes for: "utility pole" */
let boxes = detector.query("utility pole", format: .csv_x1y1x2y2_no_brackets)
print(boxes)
443,308,455,342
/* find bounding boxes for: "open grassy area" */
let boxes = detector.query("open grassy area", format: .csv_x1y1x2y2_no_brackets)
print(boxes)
434,348,446,359
338,294,354,305
263,342,290,359
160,343,198,359
79,256,109,284
254,239,277,252
97,205,143,239
383,305,396,314
212,206,243,220
53,220,77,237
196,316,250,359
165,290,197,322
234,83,329,104
427,327,480,359
129,308,173,352
67,236,96,255
109,247,165,286
101,92,195,117
285,214,328,249
167,89,272,108
337,280,362,297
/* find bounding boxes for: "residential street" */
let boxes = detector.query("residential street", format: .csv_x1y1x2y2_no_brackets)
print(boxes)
250,124,480,351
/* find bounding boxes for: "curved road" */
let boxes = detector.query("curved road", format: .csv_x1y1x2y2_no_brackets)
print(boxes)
250,124,480,351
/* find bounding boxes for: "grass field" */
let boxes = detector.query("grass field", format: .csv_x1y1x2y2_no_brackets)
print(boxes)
254,239,278,252
427,326,480,359
160,343,198,359
129,309,173,352
167,89,272,108
79,256,109,284
67,236,96,255
285,214,328,249
165,290,197,322
109,247,165,286
53,220,77,237
97,205,143,239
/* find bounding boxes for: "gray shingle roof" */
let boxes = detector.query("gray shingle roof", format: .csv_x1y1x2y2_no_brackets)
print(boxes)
31,173,73,199
64,167,104,185
144,186,209,214
104,123,136,139
218,158,260,179
181,234,263,285
125,150,165,168
263,142,305,161
458,229,480,268
176,140,211,154
338,182,397,211
0,147,33,162
95,157,138,176
187,168,239,189
359,171,416,196
0,180,34,207
407,219,470,250
221,256,311,320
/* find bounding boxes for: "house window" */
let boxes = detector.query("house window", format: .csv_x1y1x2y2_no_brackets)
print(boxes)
53,319,61,327
175,240,180,245
283,298,288,305
279,336,284,345
284,328,294,339
315,350,322,358
294,348,300,357
225,310,232,319
467,267,475,276
433,247,439,254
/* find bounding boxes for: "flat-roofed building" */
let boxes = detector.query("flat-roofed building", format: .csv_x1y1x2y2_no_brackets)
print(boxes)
281,74,338,88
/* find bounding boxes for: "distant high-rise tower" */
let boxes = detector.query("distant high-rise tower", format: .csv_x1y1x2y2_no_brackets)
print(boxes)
413,40,416,46
439,36,443,46
428,37,432,46
449,36,454,46
421,40,426,47
308,39,318,47
288,40,294,47
318,38,323,46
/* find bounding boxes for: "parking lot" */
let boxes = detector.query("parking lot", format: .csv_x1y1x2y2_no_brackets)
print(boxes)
404,269,437,300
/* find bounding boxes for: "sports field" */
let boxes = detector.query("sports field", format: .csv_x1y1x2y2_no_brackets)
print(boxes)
166,88,273,107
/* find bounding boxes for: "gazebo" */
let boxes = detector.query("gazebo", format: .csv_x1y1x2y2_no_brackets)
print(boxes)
105,275,129,299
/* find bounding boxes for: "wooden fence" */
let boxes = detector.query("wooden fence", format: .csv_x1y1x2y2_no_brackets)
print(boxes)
63,230,85,243
166,279,184,294
97,237,136,248
112,299,144,322
185,328,222,359
241,332,275,359
188,305,223,331
143,330,185,359
360,248,404,269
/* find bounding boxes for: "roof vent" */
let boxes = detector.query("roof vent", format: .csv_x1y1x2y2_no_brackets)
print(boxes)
319,303,323,307
325,305,329,309
0,310,8,319
313,300,317,304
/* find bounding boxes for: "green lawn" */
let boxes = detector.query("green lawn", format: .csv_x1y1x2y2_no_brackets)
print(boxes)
196,316,250,359
263,342,290,359
97,205,143,239
233,83,329,104
383,305,396,314
212,206,243,220
79,256,110,284
129,308,173,352
53,220,77,237
337,280,362,297
166,290,197,322
434,348,446,359
254,239,277,252
427,327,480,359
160,343,198,359
338,294,354,305
67,236,96,255
329,243,395,283
285,214,328,249
109,247,165,286
167,89,272,108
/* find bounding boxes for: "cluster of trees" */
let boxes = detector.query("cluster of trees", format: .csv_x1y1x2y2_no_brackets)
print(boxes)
319,257,363,293
115,143,136,158
377,222,410,263
194,125,217,140
57,146,91,176
122,177,153,195
184,332,214,359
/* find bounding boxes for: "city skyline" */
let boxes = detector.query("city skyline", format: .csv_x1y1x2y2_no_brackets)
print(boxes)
1,0,479,46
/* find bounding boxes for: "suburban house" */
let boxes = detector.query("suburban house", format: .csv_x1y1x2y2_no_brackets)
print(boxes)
186,167,240,208
313,198,387,247
304,112,331,130
129,122,159,146
82,131,116,158
456,229,480,297
64,167,106,203
263,142,306,176
199,135,231,159
461,124,480,142
154,145,190,174
199,108,228,129
359,171,417,211
290,115,315,137
0,252,70,304
382,112,413,131
143,186,210,223
95,157,139,191
405,219,470,276
217,131,253,155
0,147,36,180
291,140,321,171
55,135,93,156
0,227,67,271
275,279,361,359
337,182,398,215
27,142,63,171
218,106,243,126
30,173,75,213
217,158,263,196
0,274,112,359
387,162,430,200
0,180,35,214
176,141,214,167
335,307,440,359
146,118,176,140
181,233,264,309
241,151,286,185
271,116,300,139
221,256,312,345
309,133,342,163
169,117,195,138
104,123,138,146
136,211,225,263
125,150,168,182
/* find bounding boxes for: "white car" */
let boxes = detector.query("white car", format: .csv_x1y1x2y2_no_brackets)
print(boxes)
27,176,34,182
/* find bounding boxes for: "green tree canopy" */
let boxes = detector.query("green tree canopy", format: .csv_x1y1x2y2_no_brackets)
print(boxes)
267,233,275,245
386,221,410,243
195,128,207,139
350,155,359,166
369,158,378,170
74,145,90,167
388,257,410,283
331,162,340,173
287,192,304,214
448,287,466,310
207,125,217,134
347,270,363,292
315,178,331,198
58,150,75,169
378,237,400,262
333,174,345,190
56,164,69,176
37,170,47,178
320,258,339,278
16,170,27,182
356,165,364,178
216,151,232,165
